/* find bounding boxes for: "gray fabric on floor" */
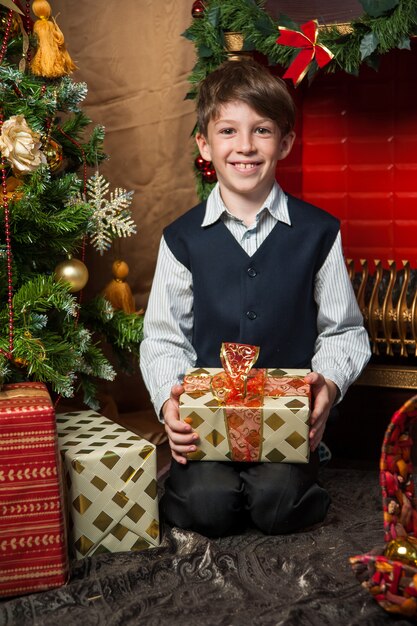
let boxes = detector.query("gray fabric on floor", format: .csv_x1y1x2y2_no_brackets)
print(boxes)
0,468,414,626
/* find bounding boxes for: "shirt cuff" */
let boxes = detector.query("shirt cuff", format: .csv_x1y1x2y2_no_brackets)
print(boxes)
315,369,344,405
152,382,177,423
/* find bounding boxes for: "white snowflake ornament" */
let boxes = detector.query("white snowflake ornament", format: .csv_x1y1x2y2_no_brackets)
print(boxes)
84,172,136,255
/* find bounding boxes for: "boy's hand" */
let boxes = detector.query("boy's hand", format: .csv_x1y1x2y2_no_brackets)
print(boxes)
162,384,199,465
303,372,338,452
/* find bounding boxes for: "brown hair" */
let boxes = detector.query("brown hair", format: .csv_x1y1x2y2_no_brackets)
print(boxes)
196,59,296,137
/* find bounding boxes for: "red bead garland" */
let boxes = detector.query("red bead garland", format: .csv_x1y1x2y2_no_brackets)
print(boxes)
24,1,31,32
0,10,14,64
0,112,14,360
24,0,32,63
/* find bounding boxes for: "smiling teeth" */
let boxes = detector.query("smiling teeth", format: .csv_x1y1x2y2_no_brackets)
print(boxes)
235,163,256,170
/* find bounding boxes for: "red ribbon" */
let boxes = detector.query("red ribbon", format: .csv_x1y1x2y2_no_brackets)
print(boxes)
276,20,334,87
214,342,262,404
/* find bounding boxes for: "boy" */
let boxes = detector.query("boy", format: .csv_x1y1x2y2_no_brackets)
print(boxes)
140,59,370,538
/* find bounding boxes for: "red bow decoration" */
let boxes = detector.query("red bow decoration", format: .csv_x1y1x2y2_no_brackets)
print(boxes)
211,342,264,404
276,20,334,87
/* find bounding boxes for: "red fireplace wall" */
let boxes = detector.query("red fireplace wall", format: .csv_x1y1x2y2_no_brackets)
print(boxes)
276,42,417,265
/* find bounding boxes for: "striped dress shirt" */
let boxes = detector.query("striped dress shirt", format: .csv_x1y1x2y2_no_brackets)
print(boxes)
140,182,371,419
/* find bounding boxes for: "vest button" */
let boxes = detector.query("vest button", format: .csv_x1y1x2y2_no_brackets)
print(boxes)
246,310,257,320
247,267,257,278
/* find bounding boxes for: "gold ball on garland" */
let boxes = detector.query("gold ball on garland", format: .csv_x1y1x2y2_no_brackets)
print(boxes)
191,0,205,18
13,355,29,367
42,137,64,173
54,258,89,293
5,176,24,200
384,536,417,567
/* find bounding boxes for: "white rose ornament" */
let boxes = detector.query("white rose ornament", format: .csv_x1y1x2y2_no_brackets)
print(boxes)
0,114,47,174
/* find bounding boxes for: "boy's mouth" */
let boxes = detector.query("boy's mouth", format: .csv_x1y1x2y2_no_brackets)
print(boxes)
232,162,260,171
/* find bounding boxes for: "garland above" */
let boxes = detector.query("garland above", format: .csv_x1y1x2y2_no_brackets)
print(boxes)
185,0,417,198
184,0,417,93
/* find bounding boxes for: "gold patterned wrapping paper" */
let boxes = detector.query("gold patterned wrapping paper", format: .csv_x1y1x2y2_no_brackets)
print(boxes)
180,368,311,463
56,411,159,559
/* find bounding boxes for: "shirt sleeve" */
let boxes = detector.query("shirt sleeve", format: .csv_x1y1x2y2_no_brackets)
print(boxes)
312,231,371,401
139,236,196,420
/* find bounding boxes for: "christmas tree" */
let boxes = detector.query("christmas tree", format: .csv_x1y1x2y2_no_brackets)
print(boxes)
0,0,143,408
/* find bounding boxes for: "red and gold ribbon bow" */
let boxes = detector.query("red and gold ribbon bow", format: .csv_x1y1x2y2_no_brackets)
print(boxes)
211,342,264,404
277,20,334,87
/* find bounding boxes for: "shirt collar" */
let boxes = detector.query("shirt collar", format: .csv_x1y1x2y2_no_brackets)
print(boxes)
201,181,291,228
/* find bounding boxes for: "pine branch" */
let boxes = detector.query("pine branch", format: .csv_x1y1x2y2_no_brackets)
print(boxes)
11,275,78,319
0,17,140,400
80,296,144,358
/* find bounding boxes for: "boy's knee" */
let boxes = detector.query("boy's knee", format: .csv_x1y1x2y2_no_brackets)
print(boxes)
186,479,244,536
162,462,245,537
249,480,330,535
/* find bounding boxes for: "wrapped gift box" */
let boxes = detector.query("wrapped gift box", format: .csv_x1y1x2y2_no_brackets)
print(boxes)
180,367,311,463
0,382,68,597
56,411,160,559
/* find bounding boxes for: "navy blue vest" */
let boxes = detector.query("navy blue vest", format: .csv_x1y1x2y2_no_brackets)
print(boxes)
164,195,339,369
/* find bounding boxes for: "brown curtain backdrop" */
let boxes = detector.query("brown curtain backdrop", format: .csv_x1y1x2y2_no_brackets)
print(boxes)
58,2,198,439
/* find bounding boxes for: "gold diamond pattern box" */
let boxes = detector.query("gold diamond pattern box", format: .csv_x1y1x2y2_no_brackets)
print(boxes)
180,368,311,463
56,411,159,559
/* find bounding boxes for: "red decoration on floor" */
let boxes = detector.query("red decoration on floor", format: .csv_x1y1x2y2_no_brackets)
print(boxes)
350,394,417,618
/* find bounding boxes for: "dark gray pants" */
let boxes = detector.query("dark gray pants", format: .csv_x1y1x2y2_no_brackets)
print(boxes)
161,451,330,537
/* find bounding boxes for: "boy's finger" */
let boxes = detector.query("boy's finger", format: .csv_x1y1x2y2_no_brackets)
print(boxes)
311,399,327,421
171,442,198,455
166,429,198,446
171,384,184,399
169,440,199,464
171,450,188,465
165,416,194,434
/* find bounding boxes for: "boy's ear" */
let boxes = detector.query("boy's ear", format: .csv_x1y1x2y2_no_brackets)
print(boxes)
196,132,212,162
277,131,296,161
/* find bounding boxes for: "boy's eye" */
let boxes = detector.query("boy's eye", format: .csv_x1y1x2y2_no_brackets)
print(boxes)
255,127,272,135
219,127,235,135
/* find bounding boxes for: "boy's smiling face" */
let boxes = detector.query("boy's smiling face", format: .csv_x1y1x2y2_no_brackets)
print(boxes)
196,100,295,214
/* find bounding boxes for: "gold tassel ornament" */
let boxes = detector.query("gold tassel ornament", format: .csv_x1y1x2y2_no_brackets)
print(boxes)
103,260,136,314
30,0,77,78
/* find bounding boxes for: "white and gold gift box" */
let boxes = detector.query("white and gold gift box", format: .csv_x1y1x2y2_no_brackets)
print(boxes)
180,367,311,463
56,411,159,559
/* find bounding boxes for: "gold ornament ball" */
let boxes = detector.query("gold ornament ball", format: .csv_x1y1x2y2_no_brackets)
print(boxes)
54,258,89,293
384,536,417,567
43,137,64,173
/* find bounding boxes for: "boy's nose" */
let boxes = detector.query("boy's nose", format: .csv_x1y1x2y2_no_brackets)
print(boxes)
237,133,255,153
